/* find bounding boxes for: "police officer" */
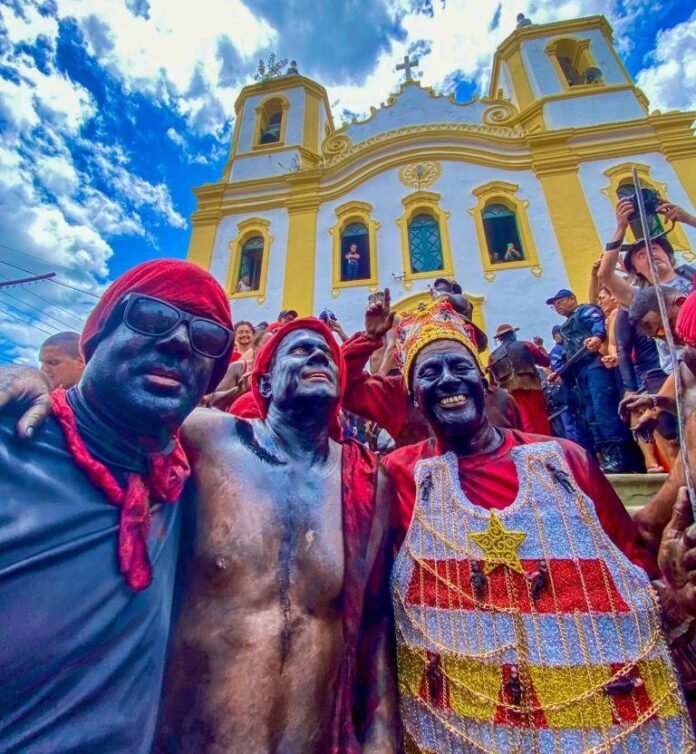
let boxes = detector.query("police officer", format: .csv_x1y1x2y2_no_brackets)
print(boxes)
488,323,551,435
547,288,629,473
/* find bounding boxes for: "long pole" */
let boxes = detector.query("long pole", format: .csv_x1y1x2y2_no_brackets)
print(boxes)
632,167,696,513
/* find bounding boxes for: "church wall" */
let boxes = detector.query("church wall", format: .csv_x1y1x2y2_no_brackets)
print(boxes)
231,151,302,182
544,90,645,130
208,207,289,323
313,159,572,343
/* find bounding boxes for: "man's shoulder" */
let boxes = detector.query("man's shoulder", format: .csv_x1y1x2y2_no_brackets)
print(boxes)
382,438,435,472
181,407,243,449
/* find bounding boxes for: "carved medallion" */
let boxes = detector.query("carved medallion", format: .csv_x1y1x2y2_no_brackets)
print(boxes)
398,161,442,189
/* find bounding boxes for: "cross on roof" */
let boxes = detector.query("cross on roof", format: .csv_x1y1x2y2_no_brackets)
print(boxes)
396,54,419,82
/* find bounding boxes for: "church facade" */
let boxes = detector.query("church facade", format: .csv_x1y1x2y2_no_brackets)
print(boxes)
186,14,696,342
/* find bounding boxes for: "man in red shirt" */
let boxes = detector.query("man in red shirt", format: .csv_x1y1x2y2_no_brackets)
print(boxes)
385,298,696,752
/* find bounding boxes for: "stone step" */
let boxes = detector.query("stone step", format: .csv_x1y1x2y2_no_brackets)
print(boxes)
607,473,668,512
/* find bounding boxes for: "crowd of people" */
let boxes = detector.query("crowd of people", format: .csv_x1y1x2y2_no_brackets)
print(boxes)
0,197,696,752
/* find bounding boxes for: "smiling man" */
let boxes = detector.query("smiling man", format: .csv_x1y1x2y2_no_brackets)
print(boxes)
382,299,694,753
154,317,397,754
0,260,234,754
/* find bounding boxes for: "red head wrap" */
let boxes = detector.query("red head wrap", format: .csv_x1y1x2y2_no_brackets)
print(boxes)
677,290,696,348
250,317,346,435
81,259,233,392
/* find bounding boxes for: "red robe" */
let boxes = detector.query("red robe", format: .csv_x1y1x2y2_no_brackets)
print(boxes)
506,341,552,436
382,429,658,578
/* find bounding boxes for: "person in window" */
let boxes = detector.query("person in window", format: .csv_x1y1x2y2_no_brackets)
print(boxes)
237,275,251,292
344,243,361,281
503,242,523,262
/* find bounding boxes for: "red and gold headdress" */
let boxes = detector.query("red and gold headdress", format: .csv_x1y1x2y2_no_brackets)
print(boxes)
394,299,484,387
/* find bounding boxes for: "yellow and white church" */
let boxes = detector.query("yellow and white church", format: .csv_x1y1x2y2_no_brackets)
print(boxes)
186,14,696,340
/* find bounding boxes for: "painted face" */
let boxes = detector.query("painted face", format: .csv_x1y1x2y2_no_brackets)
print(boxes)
597,289,617,316
552,296,576,317
80,314,216,434
39,346,85,389
264,328,339,410
235,324,254,348
411,340,486,439
631,242,673,280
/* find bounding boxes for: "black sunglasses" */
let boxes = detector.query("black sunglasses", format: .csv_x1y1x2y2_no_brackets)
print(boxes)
121,293,233,359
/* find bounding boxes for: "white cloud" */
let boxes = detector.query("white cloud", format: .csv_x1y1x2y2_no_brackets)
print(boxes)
56,0,276,135
636,10,696,112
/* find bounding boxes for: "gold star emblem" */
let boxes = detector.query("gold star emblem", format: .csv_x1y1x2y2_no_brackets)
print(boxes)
469,512,527,575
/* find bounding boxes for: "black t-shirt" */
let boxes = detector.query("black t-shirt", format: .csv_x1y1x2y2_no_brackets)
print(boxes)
0,413,181,753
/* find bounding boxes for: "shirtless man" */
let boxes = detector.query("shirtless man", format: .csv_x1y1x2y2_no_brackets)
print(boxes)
155,318,397,753
1,318,398,754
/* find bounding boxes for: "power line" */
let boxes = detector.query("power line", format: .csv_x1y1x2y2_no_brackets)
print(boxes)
0,303,56,336
0,286,79,332
0,272,55,289
0,279,87,327
0,258,100,300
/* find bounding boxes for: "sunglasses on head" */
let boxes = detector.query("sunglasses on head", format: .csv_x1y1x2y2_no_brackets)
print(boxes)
120,293,233,359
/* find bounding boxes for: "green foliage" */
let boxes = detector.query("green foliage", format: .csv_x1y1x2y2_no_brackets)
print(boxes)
254,54,289,83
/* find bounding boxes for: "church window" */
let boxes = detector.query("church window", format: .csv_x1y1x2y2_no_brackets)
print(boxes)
396,191,454,287
255,97,289,147
227,218,273,300
602,164,692,256
469,181,542,281
545,37,604,89
408,214,443,274
237,235,264,291
340,222,371,282
482,203,526,265
329,201,380,293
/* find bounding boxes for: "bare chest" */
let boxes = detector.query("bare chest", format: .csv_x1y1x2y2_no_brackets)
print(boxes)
190,440,345,611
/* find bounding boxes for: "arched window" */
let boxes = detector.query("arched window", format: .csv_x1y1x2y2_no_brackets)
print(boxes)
482,203,525,265
469,181,542,281
236,235,264,291
255,97,287,146
602,164,693,258
340,222,370,282
546,37,603,89
408,213,444,274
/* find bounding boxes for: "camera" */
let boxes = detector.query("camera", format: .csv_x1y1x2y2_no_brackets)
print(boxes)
627,188,663,239
319,309,337,323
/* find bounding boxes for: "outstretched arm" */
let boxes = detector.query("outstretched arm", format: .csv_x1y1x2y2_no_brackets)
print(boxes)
0,365,52,438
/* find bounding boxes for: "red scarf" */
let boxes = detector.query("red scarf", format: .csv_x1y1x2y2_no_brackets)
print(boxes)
50,389,191,591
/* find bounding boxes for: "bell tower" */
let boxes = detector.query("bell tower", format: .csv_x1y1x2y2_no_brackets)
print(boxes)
223,67,334,183
489,15,649,131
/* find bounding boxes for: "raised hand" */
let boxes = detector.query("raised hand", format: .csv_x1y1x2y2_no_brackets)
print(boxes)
615,198,634,235
365,288,395,339
0,365,52,439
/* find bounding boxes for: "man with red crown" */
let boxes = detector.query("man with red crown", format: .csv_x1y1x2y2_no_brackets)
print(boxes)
383,298,696,753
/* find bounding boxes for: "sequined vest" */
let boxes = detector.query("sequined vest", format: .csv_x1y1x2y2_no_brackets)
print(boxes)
391,442,694,754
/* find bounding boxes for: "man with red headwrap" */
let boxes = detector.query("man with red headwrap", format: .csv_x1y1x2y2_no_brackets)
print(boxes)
0,260,234,754
153,316,397,753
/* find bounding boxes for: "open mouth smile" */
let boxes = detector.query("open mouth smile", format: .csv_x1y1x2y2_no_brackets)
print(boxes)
438,394,468,407
303,371,332,382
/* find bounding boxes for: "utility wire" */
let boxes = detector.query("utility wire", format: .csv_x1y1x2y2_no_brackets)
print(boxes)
0,284,81,332
7,282,88,326
0,304,56,336
0,241,100,278
0,258,100,300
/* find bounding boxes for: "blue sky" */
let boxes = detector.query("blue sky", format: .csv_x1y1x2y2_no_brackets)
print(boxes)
0,0,695,362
